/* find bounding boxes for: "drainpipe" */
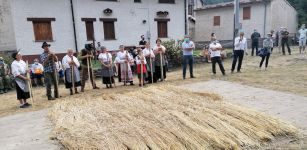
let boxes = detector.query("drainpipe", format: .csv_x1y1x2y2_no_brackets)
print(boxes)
263,2,267,37
184,0,187,35
70,0,78,52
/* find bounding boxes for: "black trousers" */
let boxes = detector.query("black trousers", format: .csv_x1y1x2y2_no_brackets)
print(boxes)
281,39,291,54
251,42,259,56
231,50,245,72
259,53,271,68
211,57,225,74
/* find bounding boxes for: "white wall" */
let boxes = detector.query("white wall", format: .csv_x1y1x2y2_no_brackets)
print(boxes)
0,0,16,51
10,0,77,55
195,3,269,42
73,0,186,51
9,0,185,55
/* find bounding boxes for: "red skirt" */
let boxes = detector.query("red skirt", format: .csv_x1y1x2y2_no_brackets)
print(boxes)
136,64,147,73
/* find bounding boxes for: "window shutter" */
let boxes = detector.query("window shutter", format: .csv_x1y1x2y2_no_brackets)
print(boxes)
85,21,94,41
157,21,168,38
103,21,116,40
243,7,251,20
33,21,53,41
213,16,220,26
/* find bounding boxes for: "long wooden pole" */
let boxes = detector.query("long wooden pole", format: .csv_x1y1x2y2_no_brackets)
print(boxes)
160,50,164,81
150,49,154,83
71,57,75,94
140,51,144,87
26,61,34,106
53,57,59,97
86,57,91,87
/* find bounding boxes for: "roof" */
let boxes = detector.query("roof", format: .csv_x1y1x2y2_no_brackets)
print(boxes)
195,0,270,11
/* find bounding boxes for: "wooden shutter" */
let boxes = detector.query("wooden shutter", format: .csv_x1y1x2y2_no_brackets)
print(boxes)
33,21,53,41
213,16,220,26
85,21,94,41
103,21,115,40
243,7,251,20
157,21,168,38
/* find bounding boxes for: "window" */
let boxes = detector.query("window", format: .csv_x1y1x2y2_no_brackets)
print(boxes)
27,18,55,41
155,19,170,38
82,18,96,41
159,0,175,4
134,0,141,2
243,7,251,20
188,5,193,15
100,18,117,40
213,16,220,26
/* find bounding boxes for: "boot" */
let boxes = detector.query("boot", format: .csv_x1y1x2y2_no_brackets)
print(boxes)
75,88,79,94
81,86,85,92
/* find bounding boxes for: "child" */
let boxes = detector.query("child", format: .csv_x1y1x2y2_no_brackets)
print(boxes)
135,47,147,87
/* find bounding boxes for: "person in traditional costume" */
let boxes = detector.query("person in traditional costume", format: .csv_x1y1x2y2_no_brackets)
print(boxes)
79,44,99,92
62,49,81,95
135,47,147,87
11,52,31,108
98,46,115,88
114,45,134,86
143,43,155,83
153,39,167,82
40,42,58,100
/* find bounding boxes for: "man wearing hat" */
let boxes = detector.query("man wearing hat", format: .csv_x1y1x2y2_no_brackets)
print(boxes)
40,42,58,100
251,29,261,56
0,57,11,94
181,35,195,79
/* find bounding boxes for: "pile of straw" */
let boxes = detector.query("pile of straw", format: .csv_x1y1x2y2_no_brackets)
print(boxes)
49,85,298,150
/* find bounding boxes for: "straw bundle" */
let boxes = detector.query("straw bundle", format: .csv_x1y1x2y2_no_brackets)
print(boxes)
49,85,298,150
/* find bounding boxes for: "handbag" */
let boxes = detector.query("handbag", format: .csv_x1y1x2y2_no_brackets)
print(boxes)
258,48,268,57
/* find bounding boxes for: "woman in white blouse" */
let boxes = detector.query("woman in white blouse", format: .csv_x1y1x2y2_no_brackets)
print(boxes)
114,45,134,86
11,52,31,108
62,49,81,95
143,43,155,83
98,46,115,88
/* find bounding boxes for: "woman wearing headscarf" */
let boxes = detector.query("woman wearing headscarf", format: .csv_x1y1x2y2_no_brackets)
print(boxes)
98,46,115,88
114,45,134,86
11,51,31,108
62,49,81,95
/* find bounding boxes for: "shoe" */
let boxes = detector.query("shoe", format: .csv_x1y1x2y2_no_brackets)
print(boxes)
48,96,56,100
0,90,3,94
81,88,84,92
237,71,242,73
231,71,234,74
222,72,226,76
130,82,134,86
70,89,73,95
93,86,100,89
4,89,7,93
139,84,141,87
25,103,32,107
42,84,46,87
20,104,28,108
183,77,186,80
190,76,196,78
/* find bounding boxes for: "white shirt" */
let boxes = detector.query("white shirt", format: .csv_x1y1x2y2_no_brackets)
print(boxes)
11,60,27,77
98,53,112,63
143,48,155,58
62,55,80,70
234,37,248,51
31,63,44,73
136,55,147,65
182,41,195,56
114,51,133,64
209,42,222,57
299,29,307,39
153,45,166,54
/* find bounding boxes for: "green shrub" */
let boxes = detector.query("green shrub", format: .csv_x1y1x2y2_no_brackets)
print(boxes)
162,40,183,67
0,54,13,65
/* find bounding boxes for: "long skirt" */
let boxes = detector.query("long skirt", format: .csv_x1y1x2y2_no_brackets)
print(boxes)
65,68,81,89
155,65,167,81
120,63,133,82
15,82,30,100
101,63,115,84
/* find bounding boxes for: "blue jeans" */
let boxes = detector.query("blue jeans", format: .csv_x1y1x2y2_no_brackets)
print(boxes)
182,55,194,78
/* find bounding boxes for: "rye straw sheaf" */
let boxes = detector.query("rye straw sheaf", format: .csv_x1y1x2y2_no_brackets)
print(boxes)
49,85,299,150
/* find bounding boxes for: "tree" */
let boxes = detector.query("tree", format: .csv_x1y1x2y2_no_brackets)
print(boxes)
287,0,307,25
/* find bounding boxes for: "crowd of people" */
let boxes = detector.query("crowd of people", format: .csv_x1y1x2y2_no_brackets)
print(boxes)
1,24,306,109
